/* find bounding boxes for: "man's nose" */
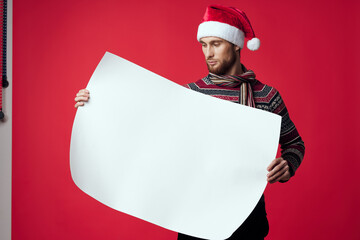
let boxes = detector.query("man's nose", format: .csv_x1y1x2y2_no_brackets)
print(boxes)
205,46,214,59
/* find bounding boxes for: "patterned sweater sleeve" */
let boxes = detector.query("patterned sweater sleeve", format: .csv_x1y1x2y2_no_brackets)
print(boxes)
270,90,305,177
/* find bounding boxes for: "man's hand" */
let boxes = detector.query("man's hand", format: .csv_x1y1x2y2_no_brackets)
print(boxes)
74,89,90,108
267,157,291,184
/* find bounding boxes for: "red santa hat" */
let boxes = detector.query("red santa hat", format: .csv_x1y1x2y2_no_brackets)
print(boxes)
197,5,260,51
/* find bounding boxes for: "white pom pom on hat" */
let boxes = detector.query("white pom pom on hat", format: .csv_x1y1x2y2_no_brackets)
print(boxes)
197,5,261,51
247,37,260,51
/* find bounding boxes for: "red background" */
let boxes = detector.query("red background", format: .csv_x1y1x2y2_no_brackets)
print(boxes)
13,0,360,239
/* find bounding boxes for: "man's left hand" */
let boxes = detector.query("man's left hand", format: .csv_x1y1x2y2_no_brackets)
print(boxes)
267,157,291,184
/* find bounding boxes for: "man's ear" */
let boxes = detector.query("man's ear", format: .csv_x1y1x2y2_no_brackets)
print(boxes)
234,44,241,55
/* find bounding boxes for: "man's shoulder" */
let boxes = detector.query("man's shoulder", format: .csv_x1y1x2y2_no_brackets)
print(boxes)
253,79,278,95
182,76,217,90
253,80,284,113
183,77,208,87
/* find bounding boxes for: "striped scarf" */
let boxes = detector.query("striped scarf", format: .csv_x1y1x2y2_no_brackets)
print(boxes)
208,65,257,107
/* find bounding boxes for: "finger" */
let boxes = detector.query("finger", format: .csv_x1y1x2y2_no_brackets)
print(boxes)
267,157,282,171
76,92,89,97
267,160,287,178
79,89,89,94
268,168,288,184
268,165,289,183
268,160,287,175
269,168,290,184
278,170,291,183
74,96,89,102
74,102,84,108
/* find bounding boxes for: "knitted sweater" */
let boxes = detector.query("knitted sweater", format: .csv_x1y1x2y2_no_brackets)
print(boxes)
184,75,305,176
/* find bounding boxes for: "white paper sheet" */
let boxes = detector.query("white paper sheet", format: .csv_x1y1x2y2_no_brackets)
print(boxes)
70,52,281,240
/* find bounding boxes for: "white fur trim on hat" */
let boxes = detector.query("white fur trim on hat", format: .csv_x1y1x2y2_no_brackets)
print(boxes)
197,21,245,48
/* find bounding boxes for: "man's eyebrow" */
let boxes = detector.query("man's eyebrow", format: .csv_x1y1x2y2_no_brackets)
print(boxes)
200,40,223,44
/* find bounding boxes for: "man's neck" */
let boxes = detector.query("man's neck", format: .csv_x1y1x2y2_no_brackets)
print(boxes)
225,60,243,76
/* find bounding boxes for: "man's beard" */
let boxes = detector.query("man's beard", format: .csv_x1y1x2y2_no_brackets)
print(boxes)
206,50,237,75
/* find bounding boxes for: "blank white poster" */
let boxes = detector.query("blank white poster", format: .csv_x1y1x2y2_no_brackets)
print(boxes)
70,52,281,240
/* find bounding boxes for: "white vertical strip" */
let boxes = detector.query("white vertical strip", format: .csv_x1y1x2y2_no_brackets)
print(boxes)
0,0,12,239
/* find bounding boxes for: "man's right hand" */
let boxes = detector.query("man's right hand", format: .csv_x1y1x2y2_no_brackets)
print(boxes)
74,89,90,108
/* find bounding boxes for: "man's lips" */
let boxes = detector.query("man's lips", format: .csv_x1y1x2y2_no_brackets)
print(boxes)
207,60,217,66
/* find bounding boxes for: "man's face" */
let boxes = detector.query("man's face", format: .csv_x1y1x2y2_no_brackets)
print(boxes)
200,36,239,75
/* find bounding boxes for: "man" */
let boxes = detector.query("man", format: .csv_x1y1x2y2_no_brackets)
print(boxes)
74,5,305,240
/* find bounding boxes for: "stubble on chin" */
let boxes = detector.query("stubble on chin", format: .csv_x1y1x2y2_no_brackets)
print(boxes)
207,61,228,75
206,52,236,75
207,63,220,75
